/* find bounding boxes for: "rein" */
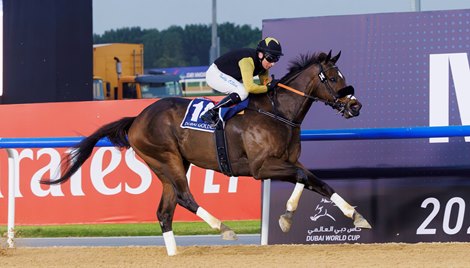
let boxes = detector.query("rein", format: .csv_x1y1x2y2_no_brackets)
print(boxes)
277,83,317,101
249,107,301,128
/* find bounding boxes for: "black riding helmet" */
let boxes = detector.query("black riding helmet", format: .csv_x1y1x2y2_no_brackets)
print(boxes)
257,37,284,57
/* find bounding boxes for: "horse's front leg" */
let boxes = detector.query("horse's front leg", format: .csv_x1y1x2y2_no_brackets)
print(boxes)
278,179,304,233
258,162,371,232
293,167,372,231
278,169,327,233
330,190,372,230
257,161,309,232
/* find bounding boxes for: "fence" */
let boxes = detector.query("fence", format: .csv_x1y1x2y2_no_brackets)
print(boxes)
2,125,470,248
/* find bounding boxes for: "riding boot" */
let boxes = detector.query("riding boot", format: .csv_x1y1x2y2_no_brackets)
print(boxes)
201,93,241,125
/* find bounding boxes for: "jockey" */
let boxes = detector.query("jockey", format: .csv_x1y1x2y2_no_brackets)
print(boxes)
200,37,284,125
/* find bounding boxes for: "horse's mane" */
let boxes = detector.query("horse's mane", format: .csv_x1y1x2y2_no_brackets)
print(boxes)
279,52,328,83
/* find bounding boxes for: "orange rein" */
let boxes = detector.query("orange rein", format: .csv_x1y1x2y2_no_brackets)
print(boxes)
277,83,306,97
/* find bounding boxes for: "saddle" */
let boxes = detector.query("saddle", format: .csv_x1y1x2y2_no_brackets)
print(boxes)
219,99,249,122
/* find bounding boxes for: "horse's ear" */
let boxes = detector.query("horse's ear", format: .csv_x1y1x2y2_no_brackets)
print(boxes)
325,50,332,63
331,51,341,64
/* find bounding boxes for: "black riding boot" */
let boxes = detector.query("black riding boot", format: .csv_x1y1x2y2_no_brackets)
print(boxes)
201,93,241,125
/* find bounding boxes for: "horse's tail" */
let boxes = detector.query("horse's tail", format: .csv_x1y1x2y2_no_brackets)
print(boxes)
40,117,136,185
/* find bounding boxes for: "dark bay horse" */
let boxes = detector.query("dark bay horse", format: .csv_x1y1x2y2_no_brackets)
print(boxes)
42,51,370,256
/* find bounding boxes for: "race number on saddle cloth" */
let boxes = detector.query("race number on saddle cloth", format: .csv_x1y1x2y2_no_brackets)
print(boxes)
180,97,249,132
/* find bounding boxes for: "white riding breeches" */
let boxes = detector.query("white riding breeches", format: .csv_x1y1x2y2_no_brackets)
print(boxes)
205,63,249,101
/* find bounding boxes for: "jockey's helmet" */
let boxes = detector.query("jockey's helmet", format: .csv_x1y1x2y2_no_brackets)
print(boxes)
257,37,284,57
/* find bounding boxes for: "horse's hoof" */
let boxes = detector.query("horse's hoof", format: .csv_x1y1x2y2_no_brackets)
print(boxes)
221,229,238,240
279,214,292,233
220,223,238,240
166,250,177,257
353,211,372,229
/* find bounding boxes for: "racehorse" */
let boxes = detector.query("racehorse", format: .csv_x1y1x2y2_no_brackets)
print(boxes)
41,51,370,256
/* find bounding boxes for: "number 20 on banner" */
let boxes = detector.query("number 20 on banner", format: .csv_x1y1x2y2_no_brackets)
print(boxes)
417,197,470,235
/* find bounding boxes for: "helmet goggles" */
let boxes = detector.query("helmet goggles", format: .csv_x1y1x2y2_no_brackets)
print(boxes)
264,53,280,63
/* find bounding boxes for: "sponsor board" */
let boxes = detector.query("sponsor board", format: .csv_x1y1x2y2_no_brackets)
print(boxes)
0,99,260,224
268,175,470,244
263,9,470,244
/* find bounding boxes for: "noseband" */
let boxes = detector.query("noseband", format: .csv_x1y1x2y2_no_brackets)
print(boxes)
316,64,356,111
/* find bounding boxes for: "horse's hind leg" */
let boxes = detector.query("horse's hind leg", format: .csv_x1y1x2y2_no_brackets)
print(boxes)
148,157,237,255
141,158,180,256
179,197,238,240
175,164,237,240
195,207,237,240
156,181,178,256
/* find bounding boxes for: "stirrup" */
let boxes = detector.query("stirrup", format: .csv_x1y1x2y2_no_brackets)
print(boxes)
201,109,219,125
209,118,221,128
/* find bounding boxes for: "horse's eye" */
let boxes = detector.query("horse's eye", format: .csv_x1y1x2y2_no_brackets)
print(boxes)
329,77,336,82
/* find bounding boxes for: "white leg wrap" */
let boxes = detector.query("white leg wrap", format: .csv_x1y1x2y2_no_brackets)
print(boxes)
286,182,304,211
330,193,355,218
163,231,177,256
196,207,222,230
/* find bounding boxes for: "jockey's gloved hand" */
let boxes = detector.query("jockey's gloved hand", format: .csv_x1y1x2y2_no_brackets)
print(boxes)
267,75,279,92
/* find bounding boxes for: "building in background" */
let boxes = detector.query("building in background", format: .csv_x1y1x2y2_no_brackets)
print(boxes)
2,0,92,104
148,66,214,96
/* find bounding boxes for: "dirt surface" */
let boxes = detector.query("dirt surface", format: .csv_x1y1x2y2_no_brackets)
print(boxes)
1,242,469,267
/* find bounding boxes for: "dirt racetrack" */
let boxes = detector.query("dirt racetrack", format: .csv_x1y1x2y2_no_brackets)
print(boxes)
1,242,469,267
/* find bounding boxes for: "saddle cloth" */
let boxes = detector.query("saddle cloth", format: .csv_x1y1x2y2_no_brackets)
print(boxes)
180,97,249,132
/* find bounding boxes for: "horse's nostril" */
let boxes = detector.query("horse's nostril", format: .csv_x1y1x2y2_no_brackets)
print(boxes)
345,101,361,117
351,103,362,112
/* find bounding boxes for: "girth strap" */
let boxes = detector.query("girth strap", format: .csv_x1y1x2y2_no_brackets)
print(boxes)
214,121,233,176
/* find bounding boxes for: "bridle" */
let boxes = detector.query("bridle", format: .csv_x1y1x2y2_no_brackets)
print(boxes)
250,63,356,128
279,63,356,114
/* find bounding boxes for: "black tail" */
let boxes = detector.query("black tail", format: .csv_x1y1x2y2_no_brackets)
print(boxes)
40,117,136,185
